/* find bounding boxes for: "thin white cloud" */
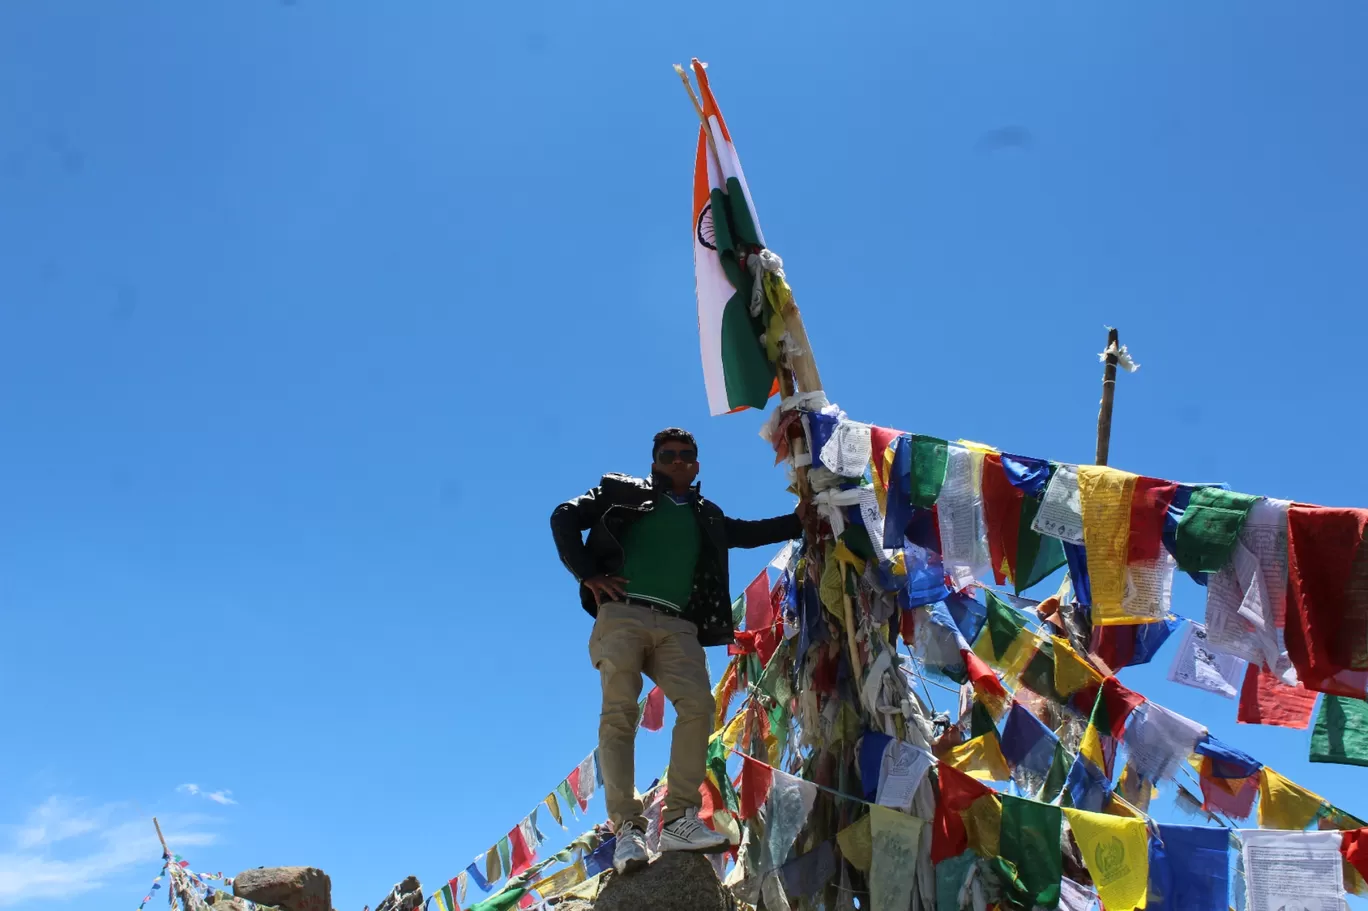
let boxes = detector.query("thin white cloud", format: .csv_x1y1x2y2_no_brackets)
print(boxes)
0,798,220,907
177,784,236,806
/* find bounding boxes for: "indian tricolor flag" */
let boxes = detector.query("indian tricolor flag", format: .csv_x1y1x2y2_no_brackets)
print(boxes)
689,59,778,415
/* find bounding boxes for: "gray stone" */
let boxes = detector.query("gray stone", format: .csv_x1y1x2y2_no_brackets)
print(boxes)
590,853,736,911
233,867,331,911
207,890,280,911
374,875,423,911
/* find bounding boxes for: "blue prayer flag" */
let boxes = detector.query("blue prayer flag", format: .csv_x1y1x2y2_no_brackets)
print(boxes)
1001,703,1059,777
1147,824,1229,911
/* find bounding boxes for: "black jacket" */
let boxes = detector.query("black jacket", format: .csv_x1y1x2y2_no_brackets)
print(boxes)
550,473,802,647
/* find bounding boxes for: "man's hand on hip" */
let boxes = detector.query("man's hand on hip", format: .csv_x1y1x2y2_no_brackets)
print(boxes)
585,574,629,605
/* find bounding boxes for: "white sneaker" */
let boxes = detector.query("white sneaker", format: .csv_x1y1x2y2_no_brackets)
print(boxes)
612,823,649,875
658,810,730,854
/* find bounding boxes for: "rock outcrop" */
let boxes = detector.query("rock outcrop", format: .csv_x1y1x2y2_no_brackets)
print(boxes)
373,875,424,911
233,867,332,911
577,853,736,911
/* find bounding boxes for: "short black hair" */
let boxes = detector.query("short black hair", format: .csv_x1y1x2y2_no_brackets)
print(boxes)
652,427,697,460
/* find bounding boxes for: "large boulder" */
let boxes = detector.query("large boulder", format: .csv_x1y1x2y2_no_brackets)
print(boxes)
374,875,424,911
590,853,736,911
233,867,332,911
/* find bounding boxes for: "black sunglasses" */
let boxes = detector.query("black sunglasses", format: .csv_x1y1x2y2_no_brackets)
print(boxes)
656,448,697,465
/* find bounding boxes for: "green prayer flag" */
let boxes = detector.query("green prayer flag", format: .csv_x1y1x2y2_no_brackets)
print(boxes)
983,590,1028,658
1019,640,1063,703
970,699,998,738
440,884,457,911
1000,794,1063,909
496,837,511,879
1311,694,1368,767
1040,743,1069,803
1016,497,1067,594
1174,488,1259,573
731,594,745,626
910,435,949,508
467,886,527,911
555,780,577,817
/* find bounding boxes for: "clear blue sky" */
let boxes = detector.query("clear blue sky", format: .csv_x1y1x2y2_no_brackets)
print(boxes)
3,2,1368,910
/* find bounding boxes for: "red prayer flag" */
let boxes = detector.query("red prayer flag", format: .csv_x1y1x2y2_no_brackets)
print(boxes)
567,767,585,810
1098,676,1146,739
508,825,534,876
869,426,904,487
1237,665,1319,729
932,763,992,863
1343,829,1368,881
1128,478,1178,564
641,686,666,732
1287,506,1368,695
960,648,1008,700
743,569,772,633
739,755,773,821
698,777,723,826
981,453,1024,587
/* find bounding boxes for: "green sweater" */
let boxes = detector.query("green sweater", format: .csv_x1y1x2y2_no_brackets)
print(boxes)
620,495,701,611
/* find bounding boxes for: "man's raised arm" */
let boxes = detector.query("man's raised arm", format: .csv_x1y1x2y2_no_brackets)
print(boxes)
724,511,803,550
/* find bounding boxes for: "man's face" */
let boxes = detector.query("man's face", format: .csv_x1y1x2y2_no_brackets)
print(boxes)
653,440,700,488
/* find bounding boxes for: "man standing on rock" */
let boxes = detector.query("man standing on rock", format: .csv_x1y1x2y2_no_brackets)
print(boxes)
551,428,804,876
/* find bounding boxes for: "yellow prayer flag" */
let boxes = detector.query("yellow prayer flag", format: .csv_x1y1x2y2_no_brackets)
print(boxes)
432,892,448,911
972,624,1036,684
1053,635,1104,697
963,793,1002,858
836,814,874,872
544,794,563,828
869,806,926,911
529,861,586,899
833,542,867,574
1063,807,1150,911
1077,466,1138,624
1257,767,1326,830
720,712,746,752
943,732,1012,782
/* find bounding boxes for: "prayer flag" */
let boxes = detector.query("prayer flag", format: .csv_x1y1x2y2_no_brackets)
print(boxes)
574,754,597,807
1128,478,1178,564
942,730,1011,782
973,590,1036,682
931,763,992,863
937,444,992,588
440,879,462,911
1286,505,1368,695
868,806,925,911
982,452,1023,587
1241,830,1345,911
1257,767,1326,830
554,780,577,819
1000,795,1063,909
1174,487,1259,573
1342,828,1368,882
542,795,563,830
1077,465,1139,624
466,863,491,894
1310,694,1368,767
1002,454,1069,594
909,435,949,508
836,814,873,872
1000,701,1059,778
1091,616,1178,673
1166,620,1244,698
495,839,511,882
1122,702,1205,784
641,686,665,732
739,754,773,821
687,60,777,415
528,861,584,901
484,848,502,887
1063,808,1150,911
742,568,771,633
1145,824,1228,911
1237,664,1319,729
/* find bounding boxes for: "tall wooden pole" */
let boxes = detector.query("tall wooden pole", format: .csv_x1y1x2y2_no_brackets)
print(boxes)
153,816,170,855
1095,327,1120,466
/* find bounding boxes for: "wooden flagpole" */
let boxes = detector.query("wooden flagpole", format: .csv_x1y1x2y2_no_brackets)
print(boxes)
1095,327,1120,466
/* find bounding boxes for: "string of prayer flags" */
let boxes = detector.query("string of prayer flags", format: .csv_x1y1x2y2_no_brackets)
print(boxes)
1311,694,1368,766
1257,767,1327,830
1174,487,1259,574
868,806,925,911
1077,465,1139,624
1063,807,1150,911
1166,620,1244,698
1286,505,1368,696
1237,664,1319,728
997,794,1063,910
1144,823,1229,911
1241,829,1345,911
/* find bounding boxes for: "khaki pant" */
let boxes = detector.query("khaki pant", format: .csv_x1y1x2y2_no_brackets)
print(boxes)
589,602,716,831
